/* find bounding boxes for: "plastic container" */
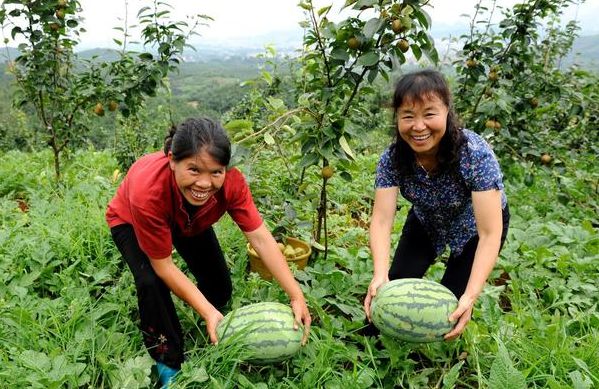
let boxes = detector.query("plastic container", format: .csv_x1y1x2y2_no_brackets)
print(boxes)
247,237,311,280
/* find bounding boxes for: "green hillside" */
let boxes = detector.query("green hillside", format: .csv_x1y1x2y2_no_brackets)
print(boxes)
565,34,599,68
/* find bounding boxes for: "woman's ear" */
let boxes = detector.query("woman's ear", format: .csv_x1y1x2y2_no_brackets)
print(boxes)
167,151,176,171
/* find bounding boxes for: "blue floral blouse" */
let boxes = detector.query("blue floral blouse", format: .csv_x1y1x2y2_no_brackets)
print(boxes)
375,129,507,256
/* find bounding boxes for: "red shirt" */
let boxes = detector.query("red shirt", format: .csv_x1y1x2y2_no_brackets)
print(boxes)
106,151,263,259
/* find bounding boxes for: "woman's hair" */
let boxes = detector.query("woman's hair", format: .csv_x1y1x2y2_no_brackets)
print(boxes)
390,69,464,175
163,117,231,166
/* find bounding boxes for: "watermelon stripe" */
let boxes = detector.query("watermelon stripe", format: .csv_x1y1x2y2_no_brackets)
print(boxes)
375,312,453,332
220,319,292,331
222,318,289,326
231,307,291,316
380,300,456,310
221,325,299,337
374,325,448,341
381,288,456,298
248,338,300,347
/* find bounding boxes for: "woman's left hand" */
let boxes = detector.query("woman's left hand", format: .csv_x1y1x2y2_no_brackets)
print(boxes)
290,297,311,345
444,294,475,340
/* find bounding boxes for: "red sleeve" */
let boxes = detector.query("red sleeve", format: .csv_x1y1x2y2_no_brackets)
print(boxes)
226,168,263,232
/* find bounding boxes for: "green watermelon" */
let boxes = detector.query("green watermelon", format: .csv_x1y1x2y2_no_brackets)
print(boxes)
370,278,458,342
216,302,302,363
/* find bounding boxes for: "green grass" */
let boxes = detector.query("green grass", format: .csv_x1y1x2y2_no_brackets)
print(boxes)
0,145,597,388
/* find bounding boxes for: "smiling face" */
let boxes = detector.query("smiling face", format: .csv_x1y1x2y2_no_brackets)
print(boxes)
169,149,226,206
397,94,449,158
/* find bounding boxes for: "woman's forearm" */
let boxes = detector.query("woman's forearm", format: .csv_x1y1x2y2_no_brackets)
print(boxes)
245,225,305,301
463,234,501,300
369,187,399,279
151,258,217,318
369,221,392,278
264,251,305,300
467,190,503,300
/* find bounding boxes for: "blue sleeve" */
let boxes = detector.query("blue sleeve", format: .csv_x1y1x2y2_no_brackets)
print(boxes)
375,147,400,188
460,132,504,192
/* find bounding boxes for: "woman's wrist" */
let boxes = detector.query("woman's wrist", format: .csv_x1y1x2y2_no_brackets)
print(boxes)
193,299,218,320
288,289,306,303
372,266,388,280
461,288,480,304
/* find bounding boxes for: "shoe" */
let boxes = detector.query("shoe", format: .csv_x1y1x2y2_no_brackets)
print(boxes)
156,362,179,388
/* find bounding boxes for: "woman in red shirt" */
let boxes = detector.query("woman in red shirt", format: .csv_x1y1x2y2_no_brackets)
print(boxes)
106,118,311,386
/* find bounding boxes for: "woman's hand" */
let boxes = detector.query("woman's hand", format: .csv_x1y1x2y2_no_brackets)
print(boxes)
290,296,311,345
204,308,224,345
444,294,475,340
363,275,389,321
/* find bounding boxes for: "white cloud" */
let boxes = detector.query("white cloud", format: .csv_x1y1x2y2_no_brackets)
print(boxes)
16,0,598,49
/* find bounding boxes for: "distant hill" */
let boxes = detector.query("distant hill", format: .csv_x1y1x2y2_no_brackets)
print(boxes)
0,47,20,62
564,34,599,69
1,34,597,70
77,48,121,62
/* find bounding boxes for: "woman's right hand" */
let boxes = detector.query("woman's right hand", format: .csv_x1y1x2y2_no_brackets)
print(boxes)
363,275,389,321
204,308,224,345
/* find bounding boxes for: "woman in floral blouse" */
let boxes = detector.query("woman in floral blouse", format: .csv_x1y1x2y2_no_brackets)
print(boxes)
363,69,510,340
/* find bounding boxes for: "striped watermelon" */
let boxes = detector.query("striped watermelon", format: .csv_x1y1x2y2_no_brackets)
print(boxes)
370,278,458,342
216,302,302,363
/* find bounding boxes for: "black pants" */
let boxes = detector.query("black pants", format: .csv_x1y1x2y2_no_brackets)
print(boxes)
111,224,232,369
389,204,510,298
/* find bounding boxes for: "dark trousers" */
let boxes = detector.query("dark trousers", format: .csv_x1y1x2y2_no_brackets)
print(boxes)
110,224,232,369
388,204,510,298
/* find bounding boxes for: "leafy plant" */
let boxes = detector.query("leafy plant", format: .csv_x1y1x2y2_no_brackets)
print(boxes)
0,0,207,178
450,0,598,164
294,0,438,253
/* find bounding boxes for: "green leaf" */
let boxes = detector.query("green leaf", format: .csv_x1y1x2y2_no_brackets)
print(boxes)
412,44,422,60
442,361,464,388
263,133,276,145
312,240,326,251
317,6,331,16
357,51,379,67
110,355,153,388
261,70,273,85
137,6,151,17
572,358,597,383
11,26,22,39
224,119,253,132
339,171,352,182
339,135,355,160
401,4,414,16
20,350,51,371
299,2,311,11
413,8,431,29
266,97,286,111
363,18,382,39
367,68,378,83
331,47,350,61
569,371,592,389
488,340,526,389
423,43,439,64
353,0,377,10
298,153,319,169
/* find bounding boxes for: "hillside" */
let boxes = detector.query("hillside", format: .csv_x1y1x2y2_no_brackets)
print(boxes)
565,34,599,68
2,33,598,69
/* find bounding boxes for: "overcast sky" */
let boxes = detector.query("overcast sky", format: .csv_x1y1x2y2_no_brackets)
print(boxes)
6,0,598,49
